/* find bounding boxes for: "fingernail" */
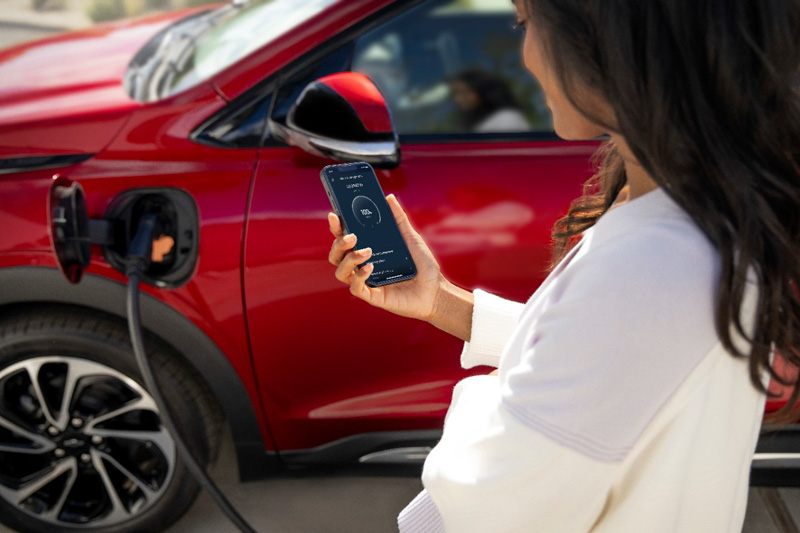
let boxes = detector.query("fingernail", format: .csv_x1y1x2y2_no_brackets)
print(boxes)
365,262,374,272
358,247,372,256
344,234,355,243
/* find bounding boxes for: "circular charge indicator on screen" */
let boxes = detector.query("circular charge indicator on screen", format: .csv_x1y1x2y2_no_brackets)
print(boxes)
351,195,381,228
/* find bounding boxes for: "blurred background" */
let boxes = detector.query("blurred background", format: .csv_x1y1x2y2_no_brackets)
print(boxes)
0,0,216,50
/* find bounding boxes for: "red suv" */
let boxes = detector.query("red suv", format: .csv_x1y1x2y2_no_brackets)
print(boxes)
0,0,796,531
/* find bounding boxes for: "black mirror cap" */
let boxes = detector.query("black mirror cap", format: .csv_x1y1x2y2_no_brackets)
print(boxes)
287,72,398,145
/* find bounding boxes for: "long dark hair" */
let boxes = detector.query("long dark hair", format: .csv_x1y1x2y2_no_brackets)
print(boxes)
529,0,800,421
450,69,522,130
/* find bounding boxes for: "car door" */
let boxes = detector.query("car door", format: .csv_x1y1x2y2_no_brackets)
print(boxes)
243,0,598,452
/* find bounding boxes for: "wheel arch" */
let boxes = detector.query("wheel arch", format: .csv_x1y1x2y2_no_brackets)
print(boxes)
0,266,280,480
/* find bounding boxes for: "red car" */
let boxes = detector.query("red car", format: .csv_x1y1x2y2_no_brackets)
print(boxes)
0,0,796,531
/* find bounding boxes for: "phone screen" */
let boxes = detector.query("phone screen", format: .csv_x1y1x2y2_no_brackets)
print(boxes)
321,162,417,287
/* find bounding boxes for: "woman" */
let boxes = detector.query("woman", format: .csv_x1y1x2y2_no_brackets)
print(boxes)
327,0,800,531
448,68,531,133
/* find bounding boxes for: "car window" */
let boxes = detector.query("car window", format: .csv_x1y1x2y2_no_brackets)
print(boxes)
352,0,552,135
165,0,337,97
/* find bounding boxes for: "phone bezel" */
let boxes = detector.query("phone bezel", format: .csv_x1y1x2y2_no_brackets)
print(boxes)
320,162,417,287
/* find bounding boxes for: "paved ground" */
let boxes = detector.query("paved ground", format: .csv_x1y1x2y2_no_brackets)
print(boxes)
165,432,423,533
0,424,796,532
0,10,798,533
166,431,800,533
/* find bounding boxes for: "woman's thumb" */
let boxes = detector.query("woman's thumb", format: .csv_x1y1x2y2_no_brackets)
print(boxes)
387,194,415,236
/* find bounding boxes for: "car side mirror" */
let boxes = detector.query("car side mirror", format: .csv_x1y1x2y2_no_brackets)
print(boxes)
269,72,400,168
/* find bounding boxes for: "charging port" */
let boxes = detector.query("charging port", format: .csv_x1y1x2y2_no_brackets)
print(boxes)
103,188,199,288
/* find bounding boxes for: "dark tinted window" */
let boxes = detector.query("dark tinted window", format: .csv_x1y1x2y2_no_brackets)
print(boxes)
353,0,552,135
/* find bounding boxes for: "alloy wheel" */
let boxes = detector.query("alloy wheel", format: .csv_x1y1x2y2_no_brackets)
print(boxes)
0,356,175,527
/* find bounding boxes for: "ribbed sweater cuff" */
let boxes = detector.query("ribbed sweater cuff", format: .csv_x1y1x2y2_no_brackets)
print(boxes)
460,289,525,369
398,489,445,533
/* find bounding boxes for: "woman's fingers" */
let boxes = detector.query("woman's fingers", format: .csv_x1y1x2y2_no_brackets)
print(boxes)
326,211,375,296
328,213,358,266
349,262,375,301
329,233,357,266
334,247,372,283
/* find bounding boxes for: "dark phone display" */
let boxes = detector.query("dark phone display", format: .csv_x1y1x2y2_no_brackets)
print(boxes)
322,163,416,286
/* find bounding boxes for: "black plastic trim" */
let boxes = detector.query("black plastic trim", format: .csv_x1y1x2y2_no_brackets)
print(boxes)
751,462,800,487
751,424,800,487
277,426,800,487
0,266,280,481
756,424,800,454
280,429,441,467
0,153,94,175
191,93,274,149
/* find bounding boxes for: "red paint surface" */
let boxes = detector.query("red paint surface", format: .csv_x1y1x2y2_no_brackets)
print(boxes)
767,353,800,413
0,7,211,157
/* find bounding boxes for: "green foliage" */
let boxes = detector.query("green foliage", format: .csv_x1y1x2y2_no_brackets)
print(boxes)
86,0,221,23
31,0,67,11
182,0,222,7
87,0,127,22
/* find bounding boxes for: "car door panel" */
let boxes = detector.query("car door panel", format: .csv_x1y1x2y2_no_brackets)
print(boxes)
245,140,595,451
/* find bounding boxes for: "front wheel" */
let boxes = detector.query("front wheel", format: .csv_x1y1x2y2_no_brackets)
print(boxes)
0,306,221,533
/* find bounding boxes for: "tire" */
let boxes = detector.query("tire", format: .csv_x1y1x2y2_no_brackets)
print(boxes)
0,305,223,533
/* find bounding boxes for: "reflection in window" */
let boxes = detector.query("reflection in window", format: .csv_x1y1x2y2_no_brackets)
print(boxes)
449,69,530,133
353,0,552,135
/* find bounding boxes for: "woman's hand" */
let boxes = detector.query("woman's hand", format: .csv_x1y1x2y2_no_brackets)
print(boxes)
328,194,444,321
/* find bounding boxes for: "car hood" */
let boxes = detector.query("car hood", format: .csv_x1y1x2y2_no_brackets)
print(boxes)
0,7,212,159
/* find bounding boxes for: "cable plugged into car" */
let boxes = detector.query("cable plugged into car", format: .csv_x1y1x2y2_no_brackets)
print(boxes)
49,177,199,287
48,177,259,533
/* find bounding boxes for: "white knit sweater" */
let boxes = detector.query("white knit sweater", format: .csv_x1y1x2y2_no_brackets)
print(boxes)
398,188,766,532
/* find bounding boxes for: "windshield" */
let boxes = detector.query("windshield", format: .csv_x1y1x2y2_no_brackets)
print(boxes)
129,0,337,101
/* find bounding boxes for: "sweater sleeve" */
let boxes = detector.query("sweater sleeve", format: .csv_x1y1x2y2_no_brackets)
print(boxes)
459,289,525,369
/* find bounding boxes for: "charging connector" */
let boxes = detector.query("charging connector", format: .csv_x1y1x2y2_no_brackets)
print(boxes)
125,211,258,533
105,188,199,288
125,212,158,276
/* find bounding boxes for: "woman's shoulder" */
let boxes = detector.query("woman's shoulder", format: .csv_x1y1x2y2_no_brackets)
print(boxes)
500,189,732,464
575,187,717,287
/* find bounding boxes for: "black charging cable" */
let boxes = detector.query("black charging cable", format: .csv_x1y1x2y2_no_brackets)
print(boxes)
125,212,259,533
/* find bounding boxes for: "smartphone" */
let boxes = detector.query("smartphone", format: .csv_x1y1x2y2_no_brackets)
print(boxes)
321,162,417,287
